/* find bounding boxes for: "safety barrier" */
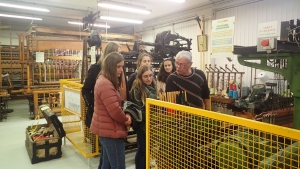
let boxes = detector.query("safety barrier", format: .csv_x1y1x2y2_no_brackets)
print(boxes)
146,99,300,169
60,79,98,158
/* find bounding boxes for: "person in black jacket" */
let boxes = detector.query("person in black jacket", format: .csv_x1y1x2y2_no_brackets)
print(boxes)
127,52,152,99
82,42,122,128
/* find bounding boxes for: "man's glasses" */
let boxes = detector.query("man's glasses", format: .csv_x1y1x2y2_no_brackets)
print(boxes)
175,62,190,68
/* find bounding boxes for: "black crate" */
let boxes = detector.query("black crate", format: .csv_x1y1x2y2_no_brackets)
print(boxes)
25,124,62,164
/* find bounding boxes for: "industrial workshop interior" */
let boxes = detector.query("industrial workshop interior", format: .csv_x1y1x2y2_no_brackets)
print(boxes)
1,0,300,168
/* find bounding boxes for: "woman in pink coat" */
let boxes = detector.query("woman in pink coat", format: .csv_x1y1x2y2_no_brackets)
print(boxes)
90,52,131,169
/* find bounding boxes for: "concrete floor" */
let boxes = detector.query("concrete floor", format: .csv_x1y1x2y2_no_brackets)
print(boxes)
0,99,136,169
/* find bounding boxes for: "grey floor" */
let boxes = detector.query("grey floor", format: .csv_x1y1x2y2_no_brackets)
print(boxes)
0,99,136,169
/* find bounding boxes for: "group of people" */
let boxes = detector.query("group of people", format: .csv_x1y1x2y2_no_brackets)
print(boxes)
82,42,210,169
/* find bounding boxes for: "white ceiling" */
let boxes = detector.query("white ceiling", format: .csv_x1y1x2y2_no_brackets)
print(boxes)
0,0,219,33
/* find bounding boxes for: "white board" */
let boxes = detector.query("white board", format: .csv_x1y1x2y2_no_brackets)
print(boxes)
64,87,81,116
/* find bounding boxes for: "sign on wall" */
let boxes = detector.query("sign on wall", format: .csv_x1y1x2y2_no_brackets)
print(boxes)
36,52,44,62
211,16,235,58
64,87,81,116
257,21,278,38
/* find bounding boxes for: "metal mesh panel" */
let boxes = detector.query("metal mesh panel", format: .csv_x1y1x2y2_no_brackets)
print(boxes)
146,99,300,169
60,79,98,158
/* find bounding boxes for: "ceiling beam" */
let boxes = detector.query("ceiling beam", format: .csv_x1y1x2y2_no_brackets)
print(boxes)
28,26,140,42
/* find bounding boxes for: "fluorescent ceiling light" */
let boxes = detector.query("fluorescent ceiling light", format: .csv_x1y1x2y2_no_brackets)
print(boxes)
98,1,151,14
100,16,143,24
0,14,42,20
168,0,185,3
68,21,110,28
0,2,49,12
68,21,84,25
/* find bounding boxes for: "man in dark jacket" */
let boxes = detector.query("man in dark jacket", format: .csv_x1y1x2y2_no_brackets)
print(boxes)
166,51,210,110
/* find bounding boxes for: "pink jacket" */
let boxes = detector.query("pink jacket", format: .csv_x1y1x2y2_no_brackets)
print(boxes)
90,74,128,138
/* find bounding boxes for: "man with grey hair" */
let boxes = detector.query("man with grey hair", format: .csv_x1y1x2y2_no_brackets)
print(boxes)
165,51,210,110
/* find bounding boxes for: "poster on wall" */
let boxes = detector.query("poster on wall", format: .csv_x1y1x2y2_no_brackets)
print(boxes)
36,52,44,62
90,46,96,64
211,16,235,58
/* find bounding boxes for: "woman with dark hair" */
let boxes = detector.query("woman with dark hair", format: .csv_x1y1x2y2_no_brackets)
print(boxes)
130,65,157,169
156,58,176,97
90,52,131,169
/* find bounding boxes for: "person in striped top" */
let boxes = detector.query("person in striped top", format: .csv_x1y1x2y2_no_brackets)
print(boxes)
165,51,210,110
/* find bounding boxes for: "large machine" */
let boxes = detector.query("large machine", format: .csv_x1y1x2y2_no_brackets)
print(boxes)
80,12,102,84
204,20,300,168
122,30,192,59
234,40,299,128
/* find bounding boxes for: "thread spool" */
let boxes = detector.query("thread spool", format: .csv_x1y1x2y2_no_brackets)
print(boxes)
233,84,237,91
58,92,62,105
228,90,233,97
233,91,238,99
229,84,233,90
210,88,215,95
287,89,291,97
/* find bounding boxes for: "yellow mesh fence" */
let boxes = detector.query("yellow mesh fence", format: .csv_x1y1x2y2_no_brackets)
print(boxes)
60,79,98,158
146,99,300,169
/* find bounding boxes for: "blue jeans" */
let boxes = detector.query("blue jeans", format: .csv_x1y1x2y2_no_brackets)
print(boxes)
98,142,111,169
135,133,146,169
99,136,126,169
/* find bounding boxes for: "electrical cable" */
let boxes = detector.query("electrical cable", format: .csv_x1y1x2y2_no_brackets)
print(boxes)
28,111,40,134
267,49,292,63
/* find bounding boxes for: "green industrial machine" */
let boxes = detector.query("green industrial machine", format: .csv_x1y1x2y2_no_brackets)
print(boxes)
211,129,299,169
209,40,300,169
234,84,269,111
234,40,300,130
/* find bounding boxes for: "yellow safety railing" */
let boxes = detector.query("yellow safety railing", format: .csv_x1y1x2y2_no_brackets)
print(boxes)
146,98,300,169
60,79,98,158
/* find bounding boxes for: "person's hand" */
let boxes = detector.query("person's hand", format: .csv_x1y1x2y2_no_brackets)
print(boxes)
125,113,132,125
125,125,131,131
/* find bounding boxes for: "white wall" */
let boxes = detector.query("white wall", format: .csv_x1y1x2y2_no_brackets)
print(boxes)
136,0,264,71
0,30,24,45
215,0,300,90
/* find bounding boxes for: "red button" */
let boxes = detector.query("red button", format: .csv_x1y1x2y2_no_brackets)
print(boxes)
261,39,269,46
